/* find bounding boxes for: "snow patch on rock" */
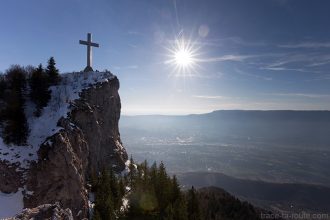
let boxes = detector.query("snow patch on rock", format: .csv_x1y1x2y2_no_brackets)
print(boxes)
0,71,114,169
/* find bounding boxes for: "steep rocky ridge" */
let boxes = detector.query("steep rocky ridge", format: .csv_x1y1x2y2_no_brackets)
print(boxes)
0,71,128,219
70,76,127,173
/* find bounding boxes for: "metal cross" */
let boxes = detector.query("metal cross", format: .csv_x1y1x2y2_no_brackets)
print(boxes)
79,33,99,72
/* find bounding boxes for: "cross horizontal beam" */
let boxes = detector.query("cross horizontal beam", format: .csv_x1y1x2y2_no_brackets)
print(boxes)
79,40,99,47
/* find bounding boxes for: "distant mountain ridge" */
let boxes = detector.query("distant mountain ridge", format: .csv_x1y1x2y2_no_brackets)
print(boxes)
200,110,330,121
197,186,283,220
178,172,330,215
124,109,330,121
121,110,330,146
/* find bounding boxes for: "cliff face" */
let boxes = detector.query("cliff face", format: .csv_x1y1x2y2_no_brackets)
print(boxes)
24,118,89,218
0,72,128,219
70,76,127,173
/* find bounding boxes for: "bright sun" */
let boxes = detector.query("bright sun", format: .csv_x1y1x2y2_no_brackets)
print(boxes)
175,49,193,67
165,37,200,75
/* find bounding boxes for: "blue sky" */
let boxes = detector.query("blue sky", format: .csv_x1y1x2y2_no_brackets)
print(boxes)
1,0,330,115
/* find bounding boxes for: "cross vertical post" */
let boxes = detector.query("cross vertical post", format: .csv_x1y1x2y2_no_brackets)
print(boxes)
87,33,91,68
79,33,99,72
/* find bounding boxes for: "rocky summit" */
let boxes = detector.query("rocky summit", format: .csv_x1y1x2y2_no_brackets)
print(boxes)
0,71,128,219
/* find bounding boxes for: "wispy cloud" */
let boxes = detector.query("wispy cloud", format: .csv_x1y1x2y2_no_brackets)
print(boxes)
260,53,330,73
127,44,138,48
307,60,330,67
127,65,138,69
114,65,139,70
279,42,330,49
193,37,267,48
271,93,330,99
198,54,255,63
307,74,330,81
192,95,229,100
236,68,273,81
198,72,224,79
261,66,310,73
127,31,144,36
225,37,267,47
171,71,224,79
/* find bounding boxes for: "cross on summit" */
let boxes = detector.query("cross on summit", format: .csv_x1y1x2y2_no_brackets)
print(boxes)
79,33,99,72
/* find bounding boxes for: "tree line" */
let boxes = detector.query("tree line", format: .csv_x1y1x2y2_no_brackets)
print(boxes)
91,157,201,220
91,156,264,220
0,57,60,145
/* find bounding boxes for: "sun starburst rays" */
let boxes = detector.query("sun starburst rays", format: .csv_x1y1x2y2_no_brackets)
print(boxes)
165,37,201,78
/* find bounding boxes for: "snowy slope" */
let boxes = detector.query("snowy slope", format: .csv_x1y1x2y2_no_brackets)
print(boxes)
0,71,114,169
0,188,24,218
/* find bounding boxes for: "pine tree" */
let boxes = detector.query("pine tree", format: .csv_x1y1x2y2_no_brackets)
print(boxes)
94,168,116,220
29,64,51,116
171,175,181,202
118,178,125,199
3,91,28,145
150,162,158,186
0,75,6,124
114,160,203,219
109,167,121,210
156,162,171,215
164,204,174,220
173,196,188,220
46,57,60,85
0,74,6,100
187,186,201,220
128,155,137,188
3,65,29,145
92,210,102,220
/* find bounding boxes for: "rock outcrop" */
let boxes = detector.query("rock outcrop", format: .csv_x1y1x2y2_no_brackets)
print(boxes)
24,118,89,218
70,76,127,173
0,161,24,193
12,203,74,220
8,73,129,219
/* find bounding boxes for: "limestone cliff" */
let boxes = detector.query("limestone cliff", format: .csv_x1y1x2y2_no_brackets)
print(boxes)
0,71,128,219
24,118,90,218
70,76,127,173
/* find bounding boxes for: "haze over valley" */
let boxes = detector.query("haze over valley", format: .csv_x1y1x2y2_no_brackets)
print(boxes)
121,110,330,213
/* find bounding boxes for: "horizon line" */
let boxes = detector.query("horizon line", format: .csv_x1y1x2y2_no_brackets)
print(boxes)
122,109,330,117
